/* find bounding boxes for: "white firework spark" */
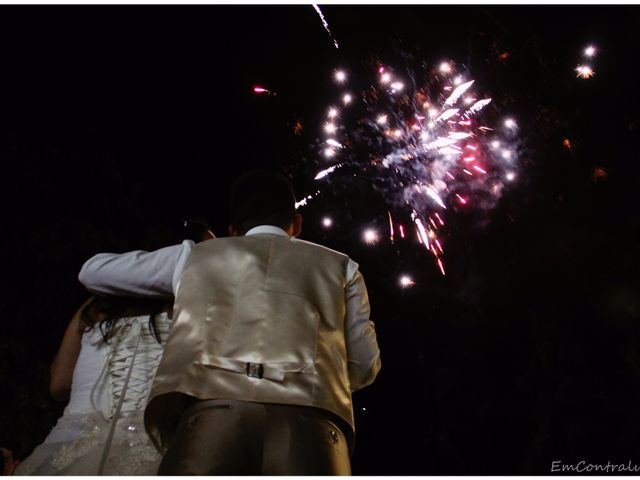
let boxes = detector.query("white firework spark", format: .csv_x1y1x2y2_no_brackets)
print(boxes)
465,98,492,117
444,80,475,106
314,164,342,180
437,108,459,121
312,4,339,50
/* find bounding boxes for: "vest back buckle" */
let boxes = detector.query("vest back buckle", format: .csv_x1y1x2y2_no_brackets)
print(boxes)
246,362,264,379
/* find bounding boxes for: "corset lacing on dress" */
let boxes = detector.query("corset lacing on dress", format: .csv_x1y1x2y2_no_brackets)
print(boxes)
16,314,171,475
92,314,171,474
106,315,170,416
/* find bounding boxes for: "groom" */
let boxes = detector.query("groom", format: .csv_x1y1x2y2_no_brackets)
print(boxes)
79,170,381,474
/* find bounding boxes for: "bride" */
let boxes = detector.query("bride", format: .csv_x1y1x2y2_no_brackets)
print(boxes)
16,221,214,475
15,294,172,475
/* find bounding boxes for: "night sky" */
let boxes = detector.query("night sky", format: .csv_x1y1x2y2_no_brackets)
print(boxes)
1,4,640,475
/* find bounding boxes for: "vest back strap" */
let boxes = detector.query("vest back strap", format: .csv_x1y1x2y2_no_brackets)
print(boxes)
196,355,316,382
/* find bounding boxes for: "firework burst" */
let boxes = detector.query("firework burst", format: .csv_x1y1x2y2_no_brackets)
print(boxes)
575,65,595,79
304,59,520,275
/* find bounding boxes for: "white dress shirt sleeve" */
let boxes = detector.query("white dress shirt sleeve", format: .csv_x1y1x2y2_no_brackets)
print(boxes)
344,259,381,392
78,240,194,298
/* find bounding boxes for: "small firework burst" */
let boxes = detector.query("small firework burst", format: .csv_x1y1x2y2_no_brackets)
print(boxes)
399,275,415,287
592,166,608,182
253,86,273,95
575,65,595,79
324,122,337,135
439,61,453,73
504,118,517,129
363,229,379,244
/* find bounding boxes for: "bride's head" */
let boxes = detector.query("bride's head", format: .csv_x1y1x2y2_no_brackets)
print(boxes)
80,296,170,344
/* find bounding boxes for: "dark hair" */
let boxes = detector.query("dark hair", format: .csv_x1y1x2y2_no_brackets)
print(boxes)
230,170,296,235
80,296,169,344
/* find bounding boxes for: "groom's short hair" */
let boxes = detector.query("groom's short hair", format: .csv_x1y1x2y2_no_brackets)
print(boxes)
230,170,296,235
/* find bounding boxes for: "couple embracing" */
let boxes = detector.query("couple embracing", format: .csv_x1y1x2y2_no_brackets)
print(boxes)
17,170,380,475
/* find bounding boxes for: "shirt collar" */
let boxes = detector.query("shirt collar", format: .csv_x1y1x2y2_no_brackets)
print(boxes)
245,225,290,237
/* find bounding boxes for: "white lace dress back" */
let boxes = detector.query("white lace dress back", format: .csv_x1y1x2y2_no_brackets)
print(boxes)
15,312,171,475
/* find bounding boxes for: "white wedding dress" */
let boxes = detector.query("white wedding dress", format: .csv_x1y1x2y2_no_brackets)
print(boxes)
16,313,171,475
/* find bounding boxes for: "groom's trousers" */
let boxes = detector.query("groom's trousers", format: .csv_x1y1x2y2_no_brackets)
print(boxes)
157,398,352,475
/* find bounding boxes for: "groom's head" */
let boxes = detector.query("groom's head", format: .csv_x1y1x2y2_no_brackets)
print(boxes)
229,170,302,237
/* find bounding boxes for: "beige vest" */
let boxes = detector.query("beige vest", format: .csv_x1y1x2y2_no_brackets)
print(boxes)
144,233,353,452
